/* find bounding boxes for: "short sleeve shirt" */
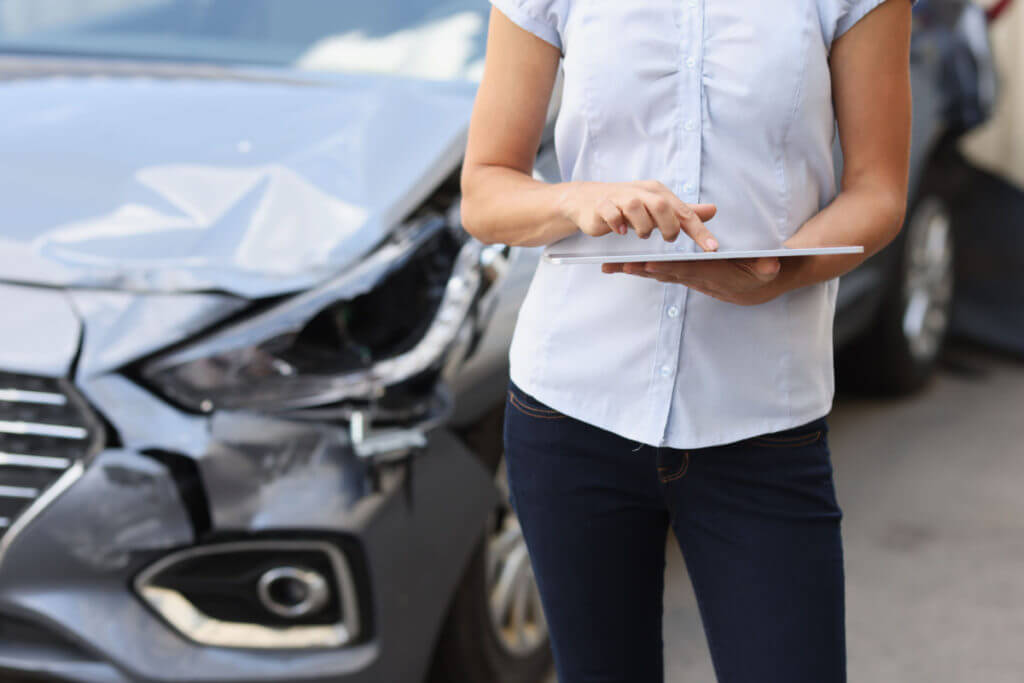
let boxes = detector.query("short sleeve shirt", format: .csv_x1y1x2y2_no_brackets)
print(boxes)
488,0,915,448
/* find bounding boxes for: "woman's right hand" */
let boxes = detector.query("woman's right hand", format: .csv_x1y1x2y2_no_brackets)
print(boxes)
560,180,720,251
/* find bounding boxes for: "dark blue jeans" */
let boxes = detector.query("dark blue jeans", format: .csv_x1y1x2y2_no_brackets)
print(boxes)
502,379,845,683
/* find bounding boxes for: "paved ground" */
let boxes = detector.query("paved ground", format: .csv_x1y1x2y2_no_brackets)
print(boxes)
547,344,1024,682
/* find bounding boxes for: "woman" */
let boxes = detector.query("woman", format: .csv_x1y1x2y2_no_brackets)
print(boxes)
460,0,913,681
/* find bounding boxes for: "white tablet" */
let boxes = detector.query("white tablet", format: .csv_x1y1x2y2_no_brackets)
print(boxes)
544,246,864,265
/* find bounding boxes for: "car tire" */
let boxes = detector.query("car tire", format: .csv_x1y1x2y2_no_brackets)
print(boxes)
837,192,956,395
428,455,553,683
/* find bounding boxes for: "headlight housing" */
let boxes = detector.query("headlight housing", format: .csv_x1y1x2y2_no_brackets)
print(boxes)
140,214,483,414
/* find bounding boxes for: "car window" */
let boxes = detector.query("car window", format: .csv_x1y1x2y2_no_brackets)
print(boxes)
0,0,491,81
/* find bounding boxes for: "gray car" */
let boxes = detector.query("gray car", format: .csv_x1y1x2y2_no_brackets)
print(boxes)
0,1,1000,682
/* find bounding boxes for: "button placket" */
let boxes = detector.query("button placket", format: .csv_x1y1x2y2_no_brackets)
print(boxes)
677,0,704,207
654,0,704,446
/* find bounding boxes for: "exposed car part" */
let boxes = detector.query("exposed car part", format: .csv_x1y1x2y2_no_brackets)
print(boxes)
0,372,103,560
140,213,483,414
134,540,361,649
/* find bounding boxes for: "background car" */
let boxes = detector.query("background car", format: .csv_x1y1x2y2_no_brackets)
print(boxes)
833,0,1004,394
0,1,1007,683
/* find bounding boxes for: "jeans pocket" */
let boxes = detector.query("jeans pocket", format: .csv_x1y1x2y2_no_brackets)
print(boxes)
507,381,569,420
657,450,690,483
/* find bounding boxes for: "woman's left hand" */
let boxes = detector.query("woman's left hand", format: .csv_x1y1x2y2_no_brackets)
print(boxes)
602,257,783,305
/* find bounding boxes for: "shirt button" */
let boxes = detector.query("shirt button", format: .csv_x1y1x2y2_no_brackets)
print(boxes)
685,56,697,69
667,305,679,318
684,119,697,132
683,182,696,194
660,365,672,378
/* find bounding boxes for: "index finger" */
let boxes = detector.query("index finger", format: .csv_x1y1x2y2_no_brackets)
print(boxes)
667,199,719,252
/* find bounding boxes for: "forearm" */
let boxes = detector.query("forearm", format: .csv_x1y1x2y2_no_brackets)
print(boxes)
460,164,580,247
768,184,907,297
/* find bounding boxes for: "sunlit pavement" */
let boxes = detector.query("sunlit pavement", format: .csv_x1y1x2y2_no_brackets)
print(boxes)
545,344,1024,683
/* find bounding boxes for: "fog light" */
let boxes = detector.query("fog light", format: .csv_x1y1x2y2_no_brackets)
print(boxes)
134,540,360,649
257,566,329,619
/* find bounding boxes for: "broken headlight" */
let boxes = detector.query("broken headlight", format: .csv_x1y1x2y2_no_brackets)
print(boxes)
140,215,482,413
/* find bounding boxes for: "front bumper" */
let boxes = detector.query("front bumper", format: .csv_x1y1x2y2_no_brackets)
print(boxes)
0,372,498,683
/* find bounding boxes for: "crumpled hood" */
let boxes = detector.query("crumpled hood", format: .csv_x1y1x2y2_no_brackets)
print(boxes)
0,57,476,298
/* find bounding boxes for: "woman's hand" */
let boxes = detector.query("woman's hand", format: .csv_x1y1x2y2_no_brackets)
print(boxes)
561,180,720,251
602,257,784,305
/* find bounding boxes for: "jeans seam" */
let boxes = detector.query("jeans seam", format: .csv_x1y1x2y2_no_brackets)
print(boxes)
508,391,568,420
658,451,690,483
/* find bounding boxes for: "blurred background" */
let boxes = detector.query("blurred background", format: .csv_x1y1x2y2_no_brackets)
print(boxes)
0,1,1021,682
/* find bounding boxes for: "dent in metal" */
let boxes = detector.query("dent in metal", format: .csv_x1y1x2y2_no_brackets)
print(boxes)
35,163,370,293
0,450,192,579
0,60,476,297
68,289,248,378
76,374,210,457
42,453,193,571
199,411,372,531
0,425,493,682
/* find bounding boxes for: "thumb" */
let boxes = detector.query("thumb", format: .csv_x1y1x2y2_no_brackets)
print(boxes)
752,257,781,281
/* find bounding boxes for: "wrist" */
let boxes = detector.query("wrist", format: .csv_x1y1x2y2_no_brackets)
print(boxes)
554,180,583,227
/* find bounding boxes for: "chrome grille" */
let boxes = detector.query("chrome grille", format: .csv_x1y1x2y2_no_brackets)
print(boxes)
0,372,101,538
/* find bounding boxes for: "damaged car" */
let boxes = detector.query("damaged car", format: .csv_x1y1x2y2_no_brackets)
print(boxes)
0,1,551,681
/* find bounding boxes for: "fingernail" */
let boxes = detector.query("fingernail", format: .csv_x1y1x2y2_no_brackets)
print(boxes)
706,238,719,251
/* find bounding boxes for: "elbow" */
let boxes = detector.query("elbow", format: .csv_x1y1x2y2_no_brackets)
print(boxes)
882,192,908,246
459,171,499,245
459,195,495,245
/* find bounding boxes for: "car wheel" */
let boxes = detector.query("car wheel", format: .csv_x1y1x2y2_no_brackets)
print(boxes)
429,454,553,683
838,194,956,395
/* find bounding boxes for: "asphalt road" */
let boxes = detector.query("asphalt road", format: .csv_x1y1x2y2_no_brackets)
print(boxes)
547,344,1024,682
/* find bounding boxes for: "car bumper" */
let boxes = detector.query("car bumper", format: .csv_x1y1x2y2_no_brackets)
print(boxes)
0,373,498,683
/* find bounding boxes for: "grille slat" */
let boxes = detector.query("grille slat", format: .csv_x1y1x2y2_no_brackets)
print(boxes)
0,389,67,406
0,452,72,469
0,420,89,440
0,485,38,499
0,373,100,543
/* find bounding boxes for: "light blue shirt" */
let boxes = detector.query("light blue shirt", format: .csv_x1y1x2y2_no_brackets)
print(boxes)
489,0,913,448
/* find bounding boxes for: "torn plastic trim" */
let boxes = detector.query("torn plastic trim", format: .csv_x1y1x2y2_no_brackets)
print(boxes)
140,213,483,412
143,214,448,371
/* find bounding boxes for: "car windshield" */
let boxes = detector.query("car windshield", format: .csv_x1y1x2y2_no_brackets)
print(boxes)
0,0,492,81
